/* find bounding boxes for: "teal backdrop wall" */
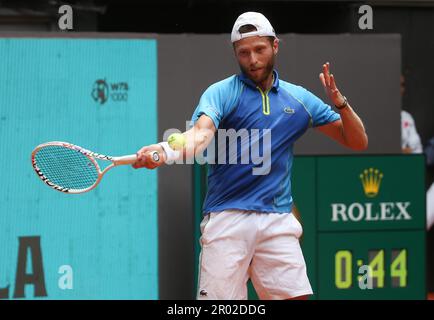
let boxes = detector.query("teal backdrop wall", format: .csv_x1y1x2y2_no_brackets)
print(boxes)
0,38,158,299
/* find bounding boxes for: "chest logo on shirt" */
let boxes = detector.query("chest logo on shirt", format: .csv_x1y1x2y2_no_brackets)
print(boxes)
283,107,295,114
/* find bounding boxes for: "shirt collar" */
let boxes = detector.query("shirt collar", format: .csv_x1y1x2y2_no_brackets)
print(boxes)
239,69,280,92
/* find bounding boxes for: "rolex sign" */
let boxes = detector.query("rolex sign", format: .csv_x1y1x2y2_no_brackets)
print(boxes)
317,156,425,231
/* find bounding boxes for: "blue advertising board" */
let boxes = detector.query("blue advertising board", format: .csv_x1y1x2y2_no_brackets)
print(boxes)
0,38,158,299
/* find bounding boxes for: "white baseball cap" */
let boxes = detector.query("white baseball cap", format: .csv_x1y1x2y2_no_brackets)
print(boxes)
231,12,276,43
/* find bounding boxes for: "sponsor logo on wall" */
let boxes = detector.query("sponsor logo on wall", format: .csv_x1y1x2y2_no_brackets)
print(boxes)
1,236,47,299
331,168,412,223
1,236,73,299
91,78,129,105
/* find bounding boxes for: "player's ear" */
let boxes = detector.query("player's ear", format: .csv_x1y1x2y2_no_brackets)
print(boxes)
272,38,279,55
232,42,239,54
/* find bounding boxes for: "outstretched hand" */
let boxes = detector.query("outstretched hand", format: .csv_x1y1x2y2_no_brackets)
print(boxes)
319,62,346,108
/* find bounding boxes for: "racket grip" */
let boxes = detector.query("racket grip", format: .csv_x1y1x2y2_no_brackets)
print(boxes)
148,150,161,163
113,154,138,165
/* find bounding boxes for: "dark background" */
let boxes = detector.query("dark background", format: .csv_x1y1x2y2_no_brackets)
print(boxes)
2,0,431,174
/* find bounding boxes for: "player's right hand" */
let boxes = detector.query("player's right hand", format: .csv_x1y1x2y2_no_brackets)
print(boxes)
132,144,165,169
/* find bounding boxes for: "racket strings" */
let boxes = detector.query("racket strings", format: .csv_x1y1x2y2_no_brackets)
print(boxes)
35,146,99,190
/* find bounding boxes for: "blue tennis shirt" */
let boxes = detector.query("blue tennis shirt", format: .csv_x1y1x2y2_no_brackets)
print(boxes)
191,70,340,214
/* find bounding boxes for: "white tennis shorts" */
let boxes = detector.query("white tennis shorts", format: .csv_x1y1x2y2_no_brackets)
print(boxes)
197,209,313,300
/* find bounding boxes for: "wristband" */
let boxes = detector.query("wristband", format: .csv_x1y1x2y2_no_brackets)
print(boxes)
158,141,180,162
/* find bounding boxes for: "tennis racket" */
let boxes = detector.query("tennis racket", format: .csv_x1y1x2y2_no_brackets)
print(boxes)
31,141,160,194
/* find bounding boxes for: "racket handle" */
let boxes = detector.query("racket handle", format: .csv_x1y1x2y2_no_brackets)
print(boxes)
113,154,138,165
148,150,161,163
114,151,161,166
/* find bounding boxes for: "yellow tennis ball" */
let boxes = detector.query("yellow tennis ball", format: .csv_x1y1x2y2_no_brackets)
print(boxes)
168,133,186,151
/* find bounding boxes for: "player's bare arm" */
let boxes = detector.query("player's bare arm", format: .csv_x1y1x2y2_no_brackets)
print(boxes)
183,115,216,159
132,114,216,169
316,62,368,151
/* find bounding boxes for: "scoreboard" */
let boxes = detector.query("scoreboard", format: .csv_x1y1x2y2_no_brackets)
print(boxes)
194,154,426,299
293,155,426,299
318,230,424,299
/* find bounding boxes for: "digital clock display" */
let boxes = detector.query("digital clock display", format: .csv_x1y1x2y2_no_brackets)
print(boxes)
317,231,425,299
335,248,407,289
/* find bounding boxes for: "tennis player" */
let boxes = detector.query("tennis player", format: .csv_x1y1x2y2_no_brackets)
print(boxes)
133,12,368,300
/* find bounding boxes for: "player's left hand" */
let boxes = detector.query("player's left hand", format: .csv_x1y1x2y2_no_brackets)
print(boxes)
319,62,346,108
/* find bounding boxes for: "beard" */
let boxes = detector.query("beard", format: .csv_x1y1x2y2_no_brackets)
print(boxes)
239,54,275,85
